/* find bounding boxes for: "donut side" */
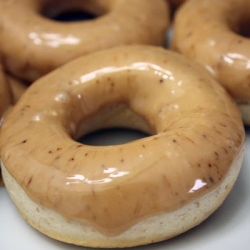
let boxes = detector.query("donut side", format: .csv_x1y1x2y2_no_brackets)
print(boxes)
1,148,244,248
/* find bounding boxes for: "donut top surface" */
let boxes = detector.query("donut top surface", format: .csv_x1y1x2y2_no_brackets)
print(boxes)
172,0,250,101
0,0,169,82
0,46,245,236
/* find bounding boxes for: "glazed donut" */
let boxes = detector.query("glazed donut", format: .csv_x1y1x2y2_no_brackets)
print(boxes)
171,0,250,125
0,0,169,82
0,46,245,248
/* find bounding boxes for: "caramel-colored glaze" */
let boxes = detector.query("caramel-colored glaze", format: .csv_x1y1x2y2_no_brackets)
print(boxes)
0,0,169,82
7,75,28,104
0,46,245,235
0,64,12,119
171,0,250,102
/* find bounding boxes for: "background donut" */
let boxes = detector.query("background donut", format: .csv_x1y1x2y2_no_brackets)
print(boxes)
171,0,250,125
0,0,170,82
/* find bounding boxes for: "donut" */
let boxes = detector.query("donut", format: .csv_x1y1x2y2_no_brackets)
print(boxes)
171,0,250,125
0,46,245,247
0,0,169,82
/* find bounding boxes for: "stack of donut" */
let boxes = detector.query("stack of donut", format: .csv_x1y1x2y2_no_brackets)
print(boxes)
0,0,247,248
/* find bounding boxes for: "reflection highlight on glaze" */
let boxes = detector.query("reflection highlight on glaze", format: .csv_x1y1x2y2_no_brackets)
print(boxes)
79,63,176,84
54,91,70,102
189,179,207,193
66,168,129,186
208,39,216,46
33,113,42,121
29,32,80,47
222,53,250,68
32,109,59,121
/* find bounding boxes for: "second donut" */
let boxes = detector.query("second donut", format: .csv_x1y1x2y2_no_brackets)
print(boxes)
171,0,250,124
0,0,170,82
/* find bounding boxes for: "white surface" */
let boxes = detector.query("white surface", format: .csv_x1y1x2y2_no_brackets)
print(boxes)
0,127,250,250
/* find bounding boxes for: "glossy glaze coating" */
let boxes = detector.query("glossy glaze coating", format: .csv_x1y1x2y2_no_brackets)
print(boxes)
0,46,245,236
171,0,250,103
0,0,169,82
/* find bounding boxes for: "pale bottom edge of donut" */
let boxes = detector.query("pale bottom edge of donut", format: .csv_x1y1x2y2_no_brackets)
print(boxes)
238,100,250,126
1,153,244,248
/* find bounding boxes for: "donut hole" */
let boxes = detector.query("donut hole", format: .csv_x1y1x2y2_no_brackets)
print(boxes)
52,11,96,22
75,103,152,146
79,128,148,146
41,0,110,22
238,18,250,38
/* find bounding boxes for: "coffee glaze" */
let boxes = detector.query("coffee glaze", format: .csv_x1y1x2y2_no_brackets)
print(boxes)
0,46,245,247
171,0,250,124
0,0,169,82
